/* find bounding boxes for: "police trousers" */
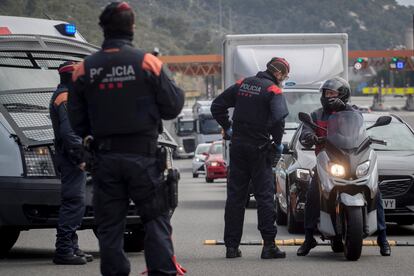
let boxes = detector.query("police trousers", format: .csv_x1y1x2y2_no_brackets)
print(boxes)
92,152,176,276
55,154,86,256
224,142,277,248
304,169,387,234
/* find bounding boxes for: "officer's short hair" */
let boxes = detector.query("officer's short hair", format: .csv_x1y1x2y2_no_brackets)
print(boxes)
99,2,135,35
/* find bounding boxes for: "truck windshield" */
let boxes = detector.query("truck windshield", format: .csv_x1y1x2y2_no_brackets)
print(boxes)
284,91,320,124
177,120,194,136
200,118,221,134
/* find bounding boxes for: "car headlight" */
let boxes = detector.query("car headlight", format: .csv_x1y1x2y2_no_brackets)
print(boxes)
195,157,203,162
210,161,219,167
24,146,56,177
356,161,370,178
296,169,311,182
330,163,345,178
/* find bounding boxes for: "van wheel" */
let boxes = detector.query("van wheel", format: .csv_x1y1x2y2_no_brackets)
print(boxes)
206,177,214,183
124,227,145,252
0,227,20,258
193,173,199,178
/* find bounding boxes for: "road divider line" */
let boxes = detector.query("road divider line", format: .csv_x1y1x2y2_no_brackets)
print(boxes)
204,239,412,246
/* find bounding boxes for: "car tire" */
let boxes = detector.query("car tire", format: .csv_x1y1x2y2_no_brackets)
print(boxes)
0,227,20,258
123,227,145,253
206,177,214,183
193,173,198,178
276,195,287,226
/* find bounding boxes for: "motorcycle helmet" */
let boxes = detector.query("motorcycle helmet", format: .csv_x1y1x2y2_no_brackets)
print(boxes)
320,77,351,110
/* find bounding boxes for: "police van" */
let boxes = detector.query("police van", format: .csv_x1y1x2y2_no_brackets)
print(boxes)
0,16,177,256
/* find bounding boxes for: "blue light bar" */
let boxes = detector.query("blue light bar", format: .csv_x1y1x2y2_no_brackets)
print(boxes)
54,23,77,37
65,24,76,36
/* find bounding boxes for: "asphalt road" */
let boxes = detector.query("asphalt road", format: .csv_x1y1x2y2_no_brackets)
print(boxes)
1,98,414,276
1,157,414,276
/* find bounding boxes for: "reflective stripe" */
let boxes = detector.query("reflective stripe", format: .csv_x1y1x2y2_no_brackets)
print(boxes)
267,84,282,95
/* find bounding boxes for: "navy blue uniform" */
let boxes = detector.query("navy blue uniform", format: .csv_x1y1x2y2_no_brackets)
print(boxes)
50,84,86,257
211,71,288,248
68,38,184,276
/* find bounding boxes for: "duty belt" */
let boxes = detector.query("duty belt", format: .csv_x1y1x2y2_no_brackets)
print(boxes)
95,134,157,156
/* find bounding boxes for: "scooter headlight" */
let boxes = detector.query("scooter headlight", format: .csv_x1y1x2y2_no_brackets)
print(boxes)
330,163,345,178
356,161,370,178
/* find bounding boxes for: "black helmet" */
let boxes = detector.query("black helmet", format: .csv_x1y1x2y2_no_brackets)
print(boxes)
320,77,351,110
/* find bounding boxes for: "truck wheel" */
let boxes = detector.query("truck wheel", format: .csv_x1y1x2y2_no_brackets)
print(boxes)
0,227,20,258
193,173,198,178
331,235,344,253
275,196,287,226
124,227,145,252
205,177,214,183
343,206,363,261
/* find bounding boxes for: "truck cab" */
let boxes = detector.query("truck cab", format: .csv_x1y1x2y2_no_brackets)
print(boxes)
193,100,222,146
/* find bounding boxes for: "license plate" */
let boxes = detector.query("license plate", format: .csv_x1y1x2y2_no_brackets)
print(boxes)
382,199,396,209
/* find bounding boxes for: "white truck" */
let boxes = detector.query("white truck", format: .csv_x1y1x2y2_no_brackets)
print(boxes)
192,100,222,145
164,108,196,158
222,33,348,163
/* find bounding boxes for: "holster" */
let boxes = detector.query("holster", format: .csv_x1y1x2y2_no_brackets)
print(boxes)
138,167,179,223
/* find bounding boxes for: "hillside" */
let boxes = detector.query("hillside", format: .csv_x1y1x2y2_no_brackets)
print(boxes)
1,0,414,54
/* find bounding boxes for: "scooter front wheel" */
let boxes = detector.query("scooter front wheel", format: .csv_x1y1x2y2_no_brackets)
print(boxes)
343,206,363,261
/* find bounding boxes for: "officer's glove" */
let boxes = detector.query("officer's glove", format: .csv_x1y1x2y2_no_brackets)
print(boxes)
301,133,317,147
275,143,284,154
223,127,233,140
328,98,346,111
272,143,284,166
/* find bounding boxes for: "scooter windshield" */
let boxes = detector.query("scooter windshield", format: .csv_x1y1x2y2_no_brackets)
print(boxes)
326,111,367,150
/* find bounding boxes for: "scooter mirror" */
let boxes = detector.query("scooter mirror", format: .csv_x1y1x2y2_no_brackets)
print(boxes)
366,116,392,130
298,112,326,131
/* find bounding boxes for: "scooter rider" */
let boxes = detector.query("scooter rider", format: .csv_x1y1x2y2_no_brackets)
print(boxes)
296,77,391,257
211,57,289,259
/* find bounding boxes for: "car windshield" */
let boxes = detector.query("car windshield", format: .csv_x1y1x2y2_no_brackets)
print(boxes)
196,144,211,154
209,143,223,154
327,111,367,150
178,120,194,133
368,122,414,151
284,91,321,123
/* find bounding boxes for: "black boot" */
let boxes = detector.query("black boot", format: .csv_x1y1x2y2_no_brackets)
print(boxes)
74,249,94,262
53,254,87,265
261,240,286,259
297,238,317,256
377,231,391,256
226,247,242,258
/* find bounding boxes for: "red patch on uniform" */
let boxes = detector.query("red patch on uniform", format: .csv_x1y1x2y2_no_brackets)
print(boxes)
267,85,282,95
99,83,105,90
108,83,114,89
117,82,123,88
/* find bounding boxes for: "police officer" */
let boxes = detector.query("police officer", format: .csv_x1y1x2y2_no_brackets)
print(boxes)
296,77,391,257
67,2,185,275
50,61,93,265
211,57,289,259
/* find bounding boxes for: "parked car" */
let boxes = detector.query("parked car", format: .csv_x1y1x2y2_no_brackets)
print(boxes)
205,141,227,183
192,143,211,178
275,113,414,233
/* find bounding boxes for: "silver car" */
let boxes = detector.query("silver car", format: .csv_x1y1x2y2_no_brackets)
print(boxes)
192,143,211,178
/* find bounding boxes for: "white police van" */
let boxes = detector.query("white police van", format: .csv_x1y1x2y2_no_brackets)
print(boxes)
0,16,177,257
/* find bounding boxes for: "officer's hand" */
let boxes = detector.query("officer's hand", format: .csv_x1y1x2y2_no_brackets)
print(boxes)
223,127,233,140
302,133,318,146
78,162,86,171
328,98,346,111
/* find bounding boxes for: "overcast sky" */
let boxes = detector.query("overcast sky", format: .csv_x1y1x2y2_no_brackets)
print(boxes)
397,0,414,6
